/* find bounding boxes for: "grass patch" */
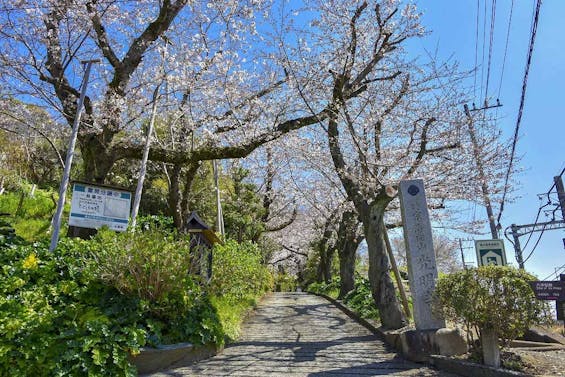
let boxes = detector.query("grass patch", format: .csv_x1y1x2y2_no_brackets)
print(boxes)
0,188,68,241
211,295,260,342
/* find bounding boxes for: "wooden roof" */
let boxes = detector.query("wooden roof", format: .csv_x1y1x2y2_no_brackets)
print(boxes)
185,211,222,245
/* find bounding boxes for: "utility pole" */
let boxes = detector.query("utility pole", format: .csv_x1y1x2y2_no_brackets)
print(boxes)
507,173,565,269
50,60,99,252
463,104,498,239
131,37,170,228
508,220,565,269
511,224,524,269
459,239,467,269
555,175,565,220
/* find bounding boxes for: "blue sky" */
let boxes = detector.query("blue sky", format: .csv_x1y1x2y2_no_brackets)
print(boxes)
411,0,564,280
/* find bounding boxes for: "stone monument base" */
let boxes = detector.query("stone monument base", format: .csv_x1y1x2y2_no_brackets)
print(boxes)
382,327,467,362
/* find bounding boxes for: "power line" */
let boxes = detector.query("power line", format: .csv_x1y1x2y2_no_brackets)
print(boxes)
497,0,514,99
521,222,546,264
473,0,480,100
505,168,565,270
545,167,565,194
484,0,497,100
542,263,565,281
496,0,543,228
478,0,488,101
522,195,552,251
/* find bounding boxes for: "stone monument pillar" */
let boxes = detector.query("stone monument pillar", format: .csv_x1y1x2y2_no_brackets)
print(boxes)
399,179,445,330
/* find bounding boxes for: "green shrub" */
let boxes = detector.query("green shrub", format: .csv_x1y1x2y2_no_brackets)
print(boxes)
0,238,145,376
86,228,224,346
343,277,380,321
434,266,549,349
210,240,273,301
308,277,340,298
0,229,225,376
88,228,194,303
134,215,175,232
211,295,257,342
273,272,297,292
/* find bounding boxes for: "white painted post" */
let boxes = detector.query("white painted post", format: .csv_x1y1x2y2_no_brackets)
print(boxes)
398,179,445,330
49,60,99,252
213,160,224,237
130,84,160,229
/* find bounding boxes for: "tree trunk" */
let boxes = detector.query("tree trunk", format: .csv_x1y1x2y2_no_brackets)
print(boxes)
167,162,201,230
360,201,407,329
168,164,183,229
179,162,200,228
80,136,115,184
338,210,361,298
323,246,335,284
316,252,324,283
317,244,332,284
338,241,357,298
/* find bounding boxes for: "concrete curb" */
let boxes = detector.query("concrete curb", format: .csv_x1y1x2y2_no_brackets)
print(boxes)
133,293,270,375
132,343,222,376
308,291,533,377
509,339,565,351
430,355,531,377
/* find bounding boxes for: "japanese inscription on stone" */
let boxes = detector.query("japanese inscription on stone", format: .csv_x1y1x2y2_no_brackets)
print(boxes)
399,179,445,330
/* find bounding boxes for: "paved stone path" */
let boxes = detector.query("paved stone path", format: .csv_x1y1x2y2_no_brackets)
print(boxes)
152,292,458,376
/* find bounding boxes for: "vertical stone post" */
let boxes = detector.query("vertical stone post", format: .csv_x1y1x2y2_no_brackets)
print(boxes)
399,179,445,330
481,327,501,368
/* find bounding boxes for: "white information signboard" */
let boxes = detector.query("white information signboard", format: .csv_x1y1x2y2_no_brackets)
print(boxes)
69,183,131,232
475,239,507,267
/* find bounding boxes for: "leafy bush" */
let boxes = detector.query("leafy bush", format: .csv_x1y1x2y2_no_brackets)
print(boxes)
274,272,297,292
0,229,225,376
210,240,273,301
134,215,175,232
211,295,258,342
343,277,380,321
86,228,224,345
88,228,194,302
309,276,381,322
0,237,145,376
308,277,341,298
434,266,549,349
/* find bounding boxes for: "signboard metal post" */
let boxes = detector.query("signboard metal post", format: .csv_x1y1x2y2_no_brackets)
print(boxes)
49,60,99,251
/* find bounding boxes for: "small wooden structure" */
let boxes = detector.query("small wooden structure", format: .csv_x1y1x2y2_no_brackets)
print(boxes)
182,211,221,280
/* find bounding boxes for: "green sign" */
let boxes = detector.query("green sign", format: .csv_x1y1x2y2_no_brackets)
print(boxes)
475,239,507,267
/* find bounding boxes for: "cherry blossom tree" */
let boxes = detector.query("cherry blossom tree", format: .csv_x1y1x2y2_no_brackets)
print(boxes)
275,0,511,329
